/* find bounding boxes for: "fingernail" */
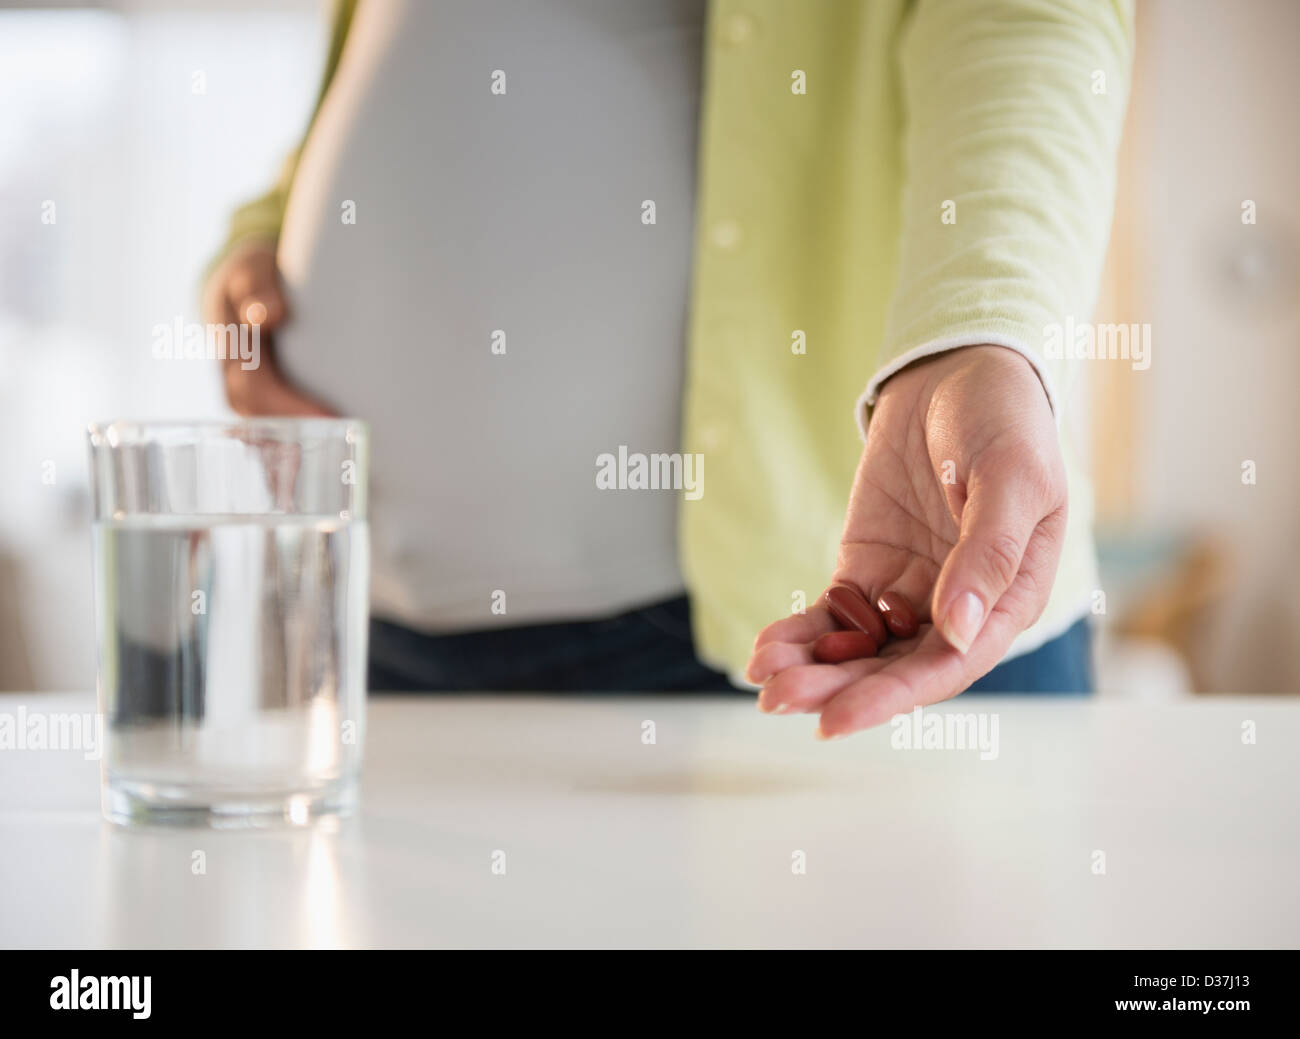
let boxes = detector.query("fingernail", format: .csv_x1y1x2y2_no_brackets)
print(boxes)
941,591,984,654
772,703,793,715
244,299,268,326
813,726,847,741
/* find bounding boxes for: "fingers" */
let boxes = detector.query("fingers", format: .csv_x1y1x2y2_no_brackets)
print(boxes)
753,621,924,716
815,608,1020,737
746,605,836,683
751,604,837,654
747,639,814,686
757,654,890,715
760,519,1064,738
930,464,1054,655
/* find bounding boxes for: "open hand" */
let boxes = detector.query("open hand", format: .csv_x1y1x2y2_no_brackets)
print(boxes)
746,345,1068,738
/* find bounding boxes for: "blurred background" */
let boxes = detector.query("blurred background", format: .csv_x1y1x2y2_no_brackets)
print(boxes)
2,0,1297,696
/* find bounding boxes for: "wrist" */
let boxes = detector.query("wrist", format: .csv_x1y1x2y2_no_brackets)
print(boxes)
877,342,1045,407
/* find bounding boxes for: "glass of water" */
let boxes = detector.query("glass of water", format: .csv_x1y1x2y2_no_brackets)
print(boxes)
87,419,369,827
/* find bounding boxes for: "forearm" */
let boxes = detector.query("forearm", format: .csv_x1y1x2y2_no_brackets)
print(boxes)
863,0,1135,422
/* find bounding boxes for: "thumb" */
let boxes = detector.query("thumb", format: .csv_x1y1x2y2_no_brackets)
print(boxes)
932,465,1053,654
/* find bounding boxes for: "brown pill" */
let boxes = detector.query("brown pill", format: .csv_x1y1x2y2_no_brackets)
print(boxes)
812,629,879,663
823,584,887,644
876,590,920,639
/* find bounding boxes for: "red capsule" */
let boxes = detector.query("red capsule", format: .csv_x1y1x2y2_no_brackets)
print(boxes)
823,584,887,644
876,590,920,639
812,629,879,663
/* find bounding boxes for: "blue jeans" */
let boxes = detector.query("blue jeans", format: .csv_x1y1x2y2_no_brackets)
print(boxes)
965,617,1093,694
368,596,1094,694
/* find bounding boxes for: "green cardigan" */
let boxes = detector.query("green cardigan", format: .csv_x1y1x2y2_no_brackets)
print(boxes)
213,0,1134,679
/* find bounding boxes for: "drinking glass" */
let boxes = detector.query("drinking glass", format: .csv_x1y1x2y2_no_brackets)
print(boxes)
87,419,369,827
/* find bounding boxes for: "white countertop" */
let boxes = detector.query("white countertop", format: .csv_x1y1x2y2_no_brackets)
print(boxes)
1,691,1296,948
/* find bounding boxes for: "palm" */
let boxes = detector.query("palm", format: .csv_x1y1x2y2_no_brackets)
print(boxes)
837,415,956,613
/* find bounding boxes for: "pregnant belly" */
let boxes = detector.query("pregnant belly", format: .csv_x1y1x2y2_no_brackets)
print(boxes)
263,0,700,626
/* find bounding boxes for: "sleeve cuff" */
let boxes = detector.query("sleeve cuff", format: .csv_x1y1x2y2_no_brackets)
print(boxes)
854,334,1062,441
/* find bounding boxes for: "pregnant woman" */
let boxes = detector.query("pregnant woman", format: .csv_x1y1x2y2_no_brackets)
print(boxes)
203,0,1132,736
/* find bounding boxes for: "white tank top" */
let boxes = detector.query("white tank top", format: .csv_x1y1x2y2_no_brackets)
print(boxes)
274,0,705,630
